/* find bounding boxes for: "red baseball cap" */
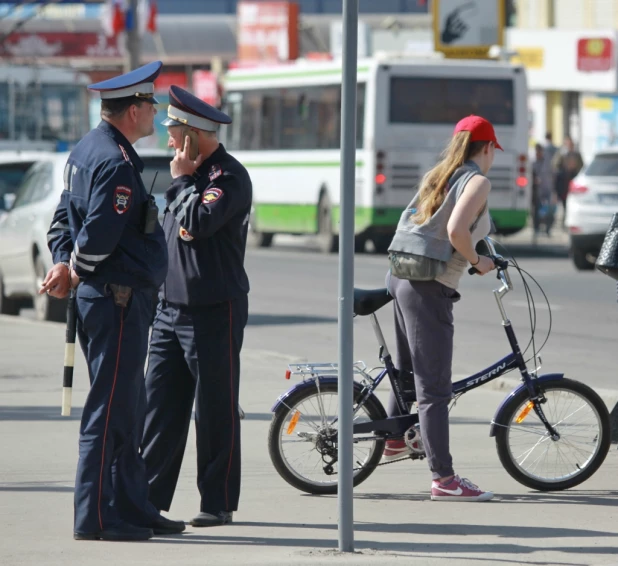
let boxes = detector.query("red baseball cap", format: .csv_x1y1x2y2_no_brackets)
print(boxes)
453,115,503,151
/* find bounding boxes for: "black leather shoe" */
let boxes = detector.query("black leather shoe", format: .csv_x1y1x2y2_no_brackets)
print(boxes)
74,523,153,541
149,515,186,535
190,511,233,527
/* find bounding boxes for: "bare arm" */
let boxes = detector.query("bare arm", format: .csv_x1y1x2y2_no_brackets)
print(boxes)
447,175,494,275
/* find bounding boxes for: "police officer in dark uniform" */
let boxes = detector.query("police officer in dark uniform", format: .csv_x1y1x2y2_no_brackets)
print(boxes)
41,63,185,541
141,85,252,527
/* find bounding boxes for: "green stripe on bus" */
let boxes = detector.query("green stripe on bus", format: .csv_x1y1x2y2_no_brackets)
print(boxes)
245,161,364,168
490,209,528,229
226,66,370,83
253,204,399,234
253,204,528,235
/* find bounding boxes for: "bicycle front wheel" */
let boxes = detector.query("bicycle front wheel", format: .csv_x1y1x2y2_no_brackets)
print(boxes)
495,378,611,491
268,381,386,495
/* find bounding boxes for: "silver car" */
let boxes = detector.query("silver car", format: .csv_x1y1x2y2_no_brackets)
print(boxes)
566,148,618,270
0,149,174,322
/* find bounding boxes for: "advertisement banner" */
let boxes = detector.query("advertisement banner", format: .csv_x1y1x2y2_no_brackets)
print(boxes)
237,1,299,62
433,0,504,59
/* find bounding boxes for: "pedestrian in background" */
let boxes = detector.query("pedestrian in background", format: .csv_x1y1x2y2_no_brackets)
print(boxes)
141,86,252,527
40,62,184,541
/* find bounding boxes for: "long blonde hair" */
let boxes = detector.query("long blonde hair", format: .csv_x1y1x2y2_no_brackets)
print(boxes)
412,131,487,225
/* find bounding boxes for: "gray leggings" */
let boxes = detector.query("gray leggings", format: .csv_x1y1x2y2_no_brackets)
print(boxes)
386,276,461,481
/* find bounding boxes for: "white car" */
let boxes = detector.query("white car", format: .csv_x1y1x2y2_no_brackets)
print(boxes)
0,151,56,215
0,149,174,322
565,148,618,270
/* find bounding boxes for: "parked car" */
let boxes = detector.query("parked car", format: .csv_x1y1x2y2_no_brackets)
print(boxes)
565,148,618,270
0,148,174,322
0,151,54,216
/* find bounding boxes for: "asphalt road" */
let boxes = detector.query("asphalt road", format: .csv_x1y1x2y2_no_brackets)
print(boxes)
243,239,618,393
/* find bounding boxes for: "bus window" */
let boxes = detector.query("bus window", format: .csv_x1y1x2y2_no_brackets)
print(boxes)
261,91,279,150
389,77,514,125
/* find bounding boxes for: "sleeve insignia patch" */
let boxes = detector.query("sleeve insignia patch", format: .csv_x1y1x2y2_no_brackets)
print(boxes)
202,187,223,204
208,165,222,181
113,186,132,214
179,227,194,241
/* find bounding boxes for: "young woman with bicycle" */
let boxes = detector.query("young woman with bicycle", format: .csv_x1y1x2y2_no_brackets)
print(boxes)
266,115,610,499
384,115,500,502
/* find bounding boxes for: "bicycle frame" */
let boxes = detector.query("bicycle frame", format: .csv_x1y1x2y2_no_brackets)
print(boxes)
272,238,563,441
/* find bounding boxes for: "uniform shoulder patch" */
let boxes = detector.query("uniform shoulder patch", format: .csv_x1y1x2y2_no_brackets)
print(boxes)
202,187,223,204
208,164,222,181
179,226,194,241
113,186,132,214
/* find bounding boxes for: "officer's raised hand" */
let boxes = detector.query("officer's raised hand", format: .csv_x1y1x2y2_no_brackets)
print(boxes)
170,135,205,179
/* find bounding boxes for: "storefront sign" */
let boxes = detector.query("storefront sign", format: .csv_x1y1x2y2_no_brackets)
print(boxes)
0,32,121,58
511,47,544,69
577,38,613,72
237,1,299,62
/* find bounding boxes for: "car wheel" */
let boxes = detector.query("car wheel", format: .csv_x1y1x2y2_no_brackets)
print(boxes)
33,256,67,322
572,247,596,271
0,273,20,316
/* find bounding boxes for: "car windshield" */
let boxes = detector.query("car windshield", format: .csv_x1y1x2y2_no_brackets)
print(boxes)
140,156,174,195
0,162,35,197
585,154,618,176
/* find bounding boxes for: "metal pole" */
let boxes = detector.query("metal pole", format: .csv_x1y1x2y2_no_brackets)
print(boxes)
337,0,358,554
125,0,141,72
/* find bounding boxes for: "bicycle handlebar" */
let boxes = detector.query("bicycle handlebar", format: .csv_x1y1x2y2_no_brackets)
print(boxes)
468,254,509,276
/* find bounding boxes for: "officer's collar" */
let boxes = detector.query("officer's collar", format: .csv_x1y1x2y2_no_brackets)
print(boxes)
97,120,144,172
194,143,226,178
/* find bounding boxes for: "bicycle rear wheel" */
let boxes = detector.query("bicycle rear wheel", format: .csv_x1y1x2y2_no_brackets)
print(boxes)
495,378,611,491
268,381,386,495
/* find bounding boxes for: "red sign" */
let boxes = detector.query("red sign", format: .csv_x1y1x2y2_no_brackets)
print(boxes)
0,33,122,58
577,38,613,72
192,71,222,107
237,1,299,62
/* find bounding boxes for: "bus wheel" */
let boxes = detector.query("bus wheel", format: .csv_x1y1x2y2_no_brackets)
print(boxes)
317,194,338,253
372,235,392,255
247,208,274,248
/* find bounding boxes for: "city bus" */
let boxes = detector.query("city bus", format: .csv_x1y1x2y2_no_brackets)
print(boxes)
222,54,530,253
0,66,90,152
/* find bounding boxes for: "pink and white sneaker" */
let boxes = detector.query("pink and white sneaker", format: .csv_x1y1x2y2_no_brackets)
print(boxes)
381,439,412,462
431,475,493,502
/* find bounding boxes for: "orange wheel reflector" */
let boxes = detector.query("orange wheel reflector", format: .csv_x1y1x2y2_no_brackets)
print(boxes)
515,401,535,424
286,411,301,435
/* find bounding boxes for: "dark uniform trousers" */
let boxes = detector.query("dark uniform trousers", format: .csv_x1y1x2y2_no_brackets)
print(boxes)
141,294,248,513
74,281,160,534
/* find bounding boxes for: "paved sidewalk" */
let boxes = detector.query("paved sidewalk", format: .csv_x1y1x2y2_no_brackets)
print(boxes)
1,327,618,566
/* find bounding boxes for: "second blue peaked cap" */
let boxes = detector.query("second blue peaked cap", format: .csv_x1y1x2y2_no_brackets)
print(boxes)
161,85,231,131
88,61,163,104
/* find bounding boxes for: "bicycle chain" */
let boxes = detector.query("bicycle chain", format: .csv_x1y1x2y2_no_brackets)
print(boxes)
326,453,424,475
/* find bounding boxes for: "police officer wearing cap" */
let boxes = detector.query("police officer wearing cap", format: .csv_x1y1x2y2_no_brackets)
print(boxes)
140,85,252,527
41,62,185,541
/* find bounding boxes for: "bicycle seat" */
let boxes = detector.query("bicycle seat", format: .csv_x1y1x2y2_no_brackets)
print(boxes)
353,288,393,316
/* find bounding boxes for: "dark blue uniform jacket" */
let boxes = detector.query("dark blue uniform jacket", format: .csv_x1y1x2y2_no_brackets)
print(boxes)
161,143,252,307
48,121,168,291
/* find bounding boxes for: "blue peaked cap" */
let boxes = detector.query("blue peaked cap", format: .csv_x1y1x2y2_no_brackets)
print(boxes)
88,61,162,104
161,85,231,131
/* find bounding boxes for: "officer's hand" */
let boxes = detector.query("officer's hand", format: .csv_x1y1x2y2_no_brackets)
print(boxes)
170,136,205,179
39,263,71,299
